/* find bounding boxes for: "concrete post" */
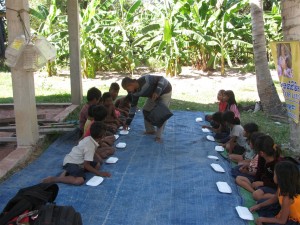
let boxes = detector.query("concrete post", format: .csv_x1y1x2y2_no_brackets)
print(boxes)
6,0,39,146
67,0,82,105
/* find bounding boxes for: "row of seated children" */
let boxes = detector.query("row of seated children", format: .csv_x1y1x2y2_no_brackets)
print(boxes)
42,84,131,186
203,89,240,143
203,89,300,224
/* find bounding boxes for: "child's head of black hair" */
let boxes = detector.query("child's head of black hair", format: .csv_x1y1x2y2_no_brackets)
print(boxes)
90,121,106,139
275,161,300,199
256,135,281,159
109,82,120,91
249,132,264,151
88,104,96,118
224,90,237,106
93,105,107,121
222,111,240,125
212,112,223,124
102,92,112,102
87,87,102,102
244,123,259,134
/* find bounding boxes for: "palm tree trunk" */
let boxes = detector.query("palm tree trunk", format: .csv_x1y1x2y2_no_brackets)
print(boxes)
250,0,285,116
281,0,300,153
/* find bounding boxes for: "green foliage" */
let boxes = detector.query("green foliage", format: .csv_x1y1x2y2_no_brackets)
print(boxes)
28,0,282,76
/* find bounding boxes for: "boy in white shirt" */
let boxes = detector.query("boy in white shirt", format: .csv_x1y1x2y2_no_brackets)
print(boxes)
43,122,111,185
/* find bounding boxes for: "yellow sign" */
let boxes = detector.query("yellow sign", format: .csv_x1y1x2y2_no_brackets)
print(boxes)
270,41,300,123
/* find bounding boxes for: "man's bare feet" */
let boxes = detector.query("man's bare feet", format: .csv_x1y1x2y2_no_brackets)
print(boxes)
143,131,156,135
155,137,162,143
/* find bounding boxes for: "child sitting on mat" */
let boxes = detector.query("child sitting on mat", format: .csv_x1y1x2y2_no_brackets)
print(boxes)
205,89,227,123
84,105,115,158
202,112,230,143
228,122,259,163
42,122,111,186
79,87,102,137
223,90,240,119
221,111,248,155
83,104,96,136
236,135,281,201
115,95,131,119
231,132,264,181
250,161,300,225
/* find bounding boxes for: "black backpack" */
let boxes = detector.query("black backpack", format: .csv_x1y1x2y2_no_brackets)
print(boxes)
33,204,82,225
0,183,59,225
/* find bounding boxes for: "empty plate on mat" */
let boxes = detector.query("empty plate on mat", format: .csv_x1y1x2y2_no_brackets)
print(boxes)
202,128,210,133
119,126,130,130
106,157,118,164
207,155,219,160
114,134,119,140
195,117,203,122
206,135,215,141
216,182,232,193
119,130,129,135
235,206,254,220
86,176,104,186
116,142,126,148
215,146,224,152
211,163,225,173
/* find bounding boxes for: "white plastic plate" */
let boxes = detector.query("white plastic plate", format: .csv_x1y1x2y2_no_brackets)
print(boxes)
119,130,129,135
235,206,254,220
116,142,126,148
119,126,130,130
211,163,225,173
206,135,215,142
216,181,232,193
195,117,203,122
202,128,210,133
215,146,224,152
86,176,104,186
114,134,119,140
106,157,118,164
207,155,219,160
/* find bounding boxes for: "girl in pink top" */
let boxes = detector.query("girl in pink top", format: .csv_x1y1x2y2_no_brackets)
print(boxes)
223,90,240,119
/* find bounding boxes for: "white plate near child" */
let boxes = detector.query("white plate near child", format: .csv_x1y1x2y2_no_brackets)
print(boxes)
119,130,129,135
116,142,126,148
86,176,104,186
106,157,118,164
195,117,203,122
206,135,215,141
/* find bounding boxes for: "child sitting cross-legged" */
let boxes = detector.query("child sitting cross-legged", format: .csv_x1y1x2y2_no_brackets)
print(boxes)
250,161,300,225
236,135,281,201
42,122,111,186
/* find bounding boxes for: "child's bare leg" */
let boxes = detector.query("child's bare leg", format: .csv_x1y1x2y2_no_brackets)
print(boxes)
252,190,275,201
225,143,233,154
236,176,255,193
228,154,243,163
42,175,84,186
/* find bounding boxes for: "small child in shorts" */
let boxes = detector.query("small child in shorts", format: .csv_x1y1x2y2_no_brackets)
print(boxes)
42,122,111,186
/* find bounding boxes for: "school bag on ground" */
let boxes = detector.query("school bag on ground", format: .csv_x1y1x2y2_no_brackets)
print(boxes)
33,204,82,225
0,183,58,225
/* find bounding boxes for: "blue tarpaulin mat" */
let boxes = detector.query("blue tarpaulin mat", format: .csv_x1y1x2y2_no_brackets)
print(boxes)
0,111,248,225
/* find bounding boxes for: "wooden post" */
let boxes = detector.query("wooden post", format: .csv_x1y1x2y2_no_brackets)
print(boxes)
6,0,39,146
67,0,82,105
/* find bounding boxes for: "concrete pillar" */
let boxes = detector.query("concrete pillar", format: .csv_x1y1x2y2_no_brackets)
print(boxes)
6,0,39,146
67,0,82,105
